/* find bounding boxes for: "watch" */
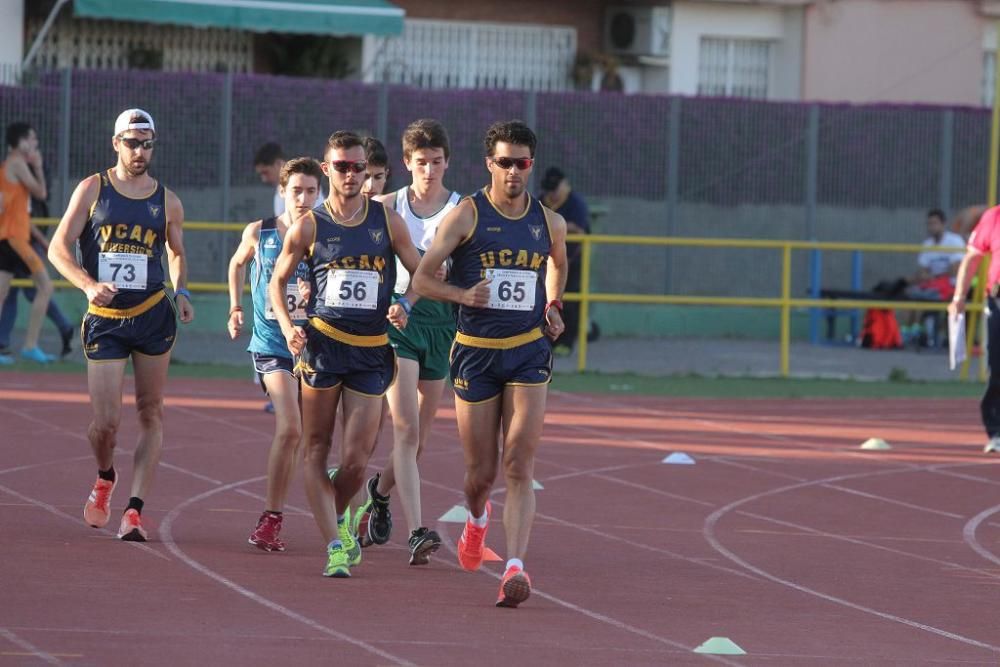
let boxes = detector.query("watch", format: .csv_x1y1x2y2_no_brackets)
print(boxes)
174,287,192,301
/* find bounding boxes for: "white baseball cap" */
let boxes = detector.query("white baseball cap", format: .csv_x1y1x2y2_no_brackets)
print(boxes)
114,108,155,137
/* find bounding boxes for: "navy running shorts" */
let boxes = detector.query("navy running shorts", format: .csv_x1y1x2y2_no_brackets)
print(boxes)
82,292,176,361
298,323,397,396
449,335,552,403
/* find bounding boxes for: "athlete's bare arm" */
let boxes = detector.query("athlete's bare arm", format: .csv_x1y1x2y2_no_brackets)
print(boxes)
386,207,424,330
165,189,193,323
543,210,568,339
227,221,261,339
412,198,489,307
48,175,117,306
271,213,312,355
11,154,47,201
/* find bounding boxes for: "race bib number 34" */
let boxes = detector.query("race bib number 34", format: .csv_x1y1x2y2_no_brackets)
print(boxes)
98,252,148,290
325,269,379,310
484,268,536,311
266,283,307,321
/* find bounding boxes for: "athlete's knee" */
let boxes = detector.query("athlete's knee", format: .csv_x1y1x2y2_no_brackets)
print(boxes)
336,459,365,485
464,467,494,499
502,446,535,484
392,420,420,449
135,396,163,431
32,275,53,298
275,419,301,448
88,419,118,446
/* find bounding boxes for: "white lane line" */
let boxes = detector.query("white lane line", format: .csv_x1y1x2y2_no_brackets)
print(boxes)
962,504,1000,567
433,525,746,666
0,627,64,665
159,474,415,667
703,467,1000,654
0,481,170,562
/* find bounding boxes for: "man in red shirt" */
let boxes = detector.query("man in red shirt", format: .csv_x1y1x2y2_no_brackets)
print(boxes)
950,204,1000,453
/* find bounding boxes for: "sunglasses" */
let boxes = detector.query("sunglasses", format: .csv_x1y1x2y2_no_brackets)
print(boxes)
491,157,534,171
328,160,367,174
119,137,155,150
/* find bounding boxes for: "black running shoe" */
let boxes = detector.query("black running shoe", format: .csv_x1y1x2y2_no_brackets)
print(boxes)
365,473,392,545
408,527,441,565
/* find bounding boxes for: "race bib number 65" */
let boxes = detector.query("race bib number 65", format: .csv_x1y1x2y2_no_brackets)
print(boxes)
484,268,536,311
98,252,148,290
325,269,379,310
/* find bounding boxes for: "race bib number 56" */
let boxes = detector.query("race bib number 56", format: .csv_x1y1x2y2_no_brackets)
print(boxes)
325,269,379,310
484,268,536,311
98,252,148,290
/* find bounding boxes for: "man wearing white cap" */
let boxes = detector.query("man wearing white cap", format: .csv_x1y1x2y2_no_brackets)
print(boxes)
49,108,194,541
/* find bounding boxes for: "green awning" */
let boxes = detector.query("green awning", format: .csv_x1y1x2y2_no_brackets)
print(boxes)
74,0,404,36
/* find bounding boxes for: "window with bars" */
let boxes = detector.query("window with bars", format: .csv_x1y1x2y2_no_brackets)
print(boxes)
698,37,771,99
364,19,576,92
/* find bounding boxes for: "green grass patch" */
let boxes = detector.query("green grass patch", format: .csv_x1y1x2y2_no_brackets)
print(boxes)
2,360,983,399
551,371,983,399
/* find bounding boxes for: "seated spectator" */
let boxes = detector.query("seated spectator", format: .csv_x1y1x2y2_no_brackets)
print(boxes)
902,208,965,345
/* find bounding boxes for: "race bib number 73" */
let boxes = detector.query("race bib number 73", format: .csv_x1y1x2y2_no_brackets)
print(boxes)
98,252,148,290
484,268,536,311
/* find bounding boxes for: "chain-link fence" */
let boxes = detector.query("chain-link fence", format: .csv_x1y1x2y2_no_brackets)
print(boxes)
1,68,991,339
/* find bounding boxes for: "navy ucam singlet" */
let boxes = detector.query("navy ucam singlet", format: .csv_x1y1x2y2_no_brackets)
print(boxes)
79,170,168,309
449,188,553,339
305,197,396,337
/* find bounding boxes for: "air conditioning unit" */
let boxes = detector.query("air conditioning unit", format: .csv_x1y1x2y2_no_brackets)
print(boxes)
604,6,671,57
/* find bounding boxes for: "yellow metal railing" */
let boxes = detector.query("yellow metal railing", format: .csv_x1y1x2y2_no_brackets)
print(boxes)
566,233,984,379
21,218,983,380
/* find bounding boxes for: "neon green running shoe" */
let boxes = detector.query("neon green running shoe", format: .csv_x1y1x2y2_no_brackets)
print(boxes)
327,466,355,541
323,544,350,578
353,496,372,546
339,518,362,567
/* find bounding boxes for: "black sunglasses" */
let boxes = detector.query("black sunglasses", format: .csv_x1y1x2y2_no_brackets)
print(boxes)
329,160,367,174
119,137,155,150
491,157,534,171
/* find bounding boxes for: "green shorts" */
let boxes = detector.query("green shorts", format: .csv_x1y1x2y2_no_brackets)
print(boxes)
388,320,456,381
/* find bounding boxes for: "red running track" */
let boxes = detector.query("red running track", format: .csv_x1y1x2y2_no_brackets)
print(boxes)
2,372,1000,665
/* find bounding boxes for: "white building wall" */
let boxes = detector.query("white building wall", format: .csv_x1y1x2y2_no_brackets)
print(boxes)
669,1,793,98
0,0,24,69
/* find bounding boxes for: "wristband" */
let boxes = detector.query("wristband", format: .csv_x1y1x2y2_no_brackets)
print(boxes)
229,305,243,314
396,295,412,315
174,288,192,302
545,299,563,314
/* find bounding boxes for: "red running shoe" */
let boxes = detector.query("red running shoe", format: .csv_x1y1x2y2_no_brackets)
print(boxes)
496,565,532,608
249,512,286,552
117,509,148,542
83,477,116,528
457,501,491,571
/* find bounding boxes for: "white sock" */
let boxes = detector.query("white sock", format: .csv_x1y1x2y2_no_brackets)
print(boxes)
505,558,524,572
469,509,488,527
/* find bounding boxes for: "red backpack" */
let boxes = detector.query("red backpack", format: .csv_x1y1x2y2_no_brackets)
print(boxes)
860,309,902,349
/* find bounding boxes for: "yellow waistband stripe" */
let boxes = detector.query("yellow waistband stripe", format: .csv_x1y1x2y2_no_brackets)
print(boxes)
455,327,543,350
87,291,165,319
309,317,389,347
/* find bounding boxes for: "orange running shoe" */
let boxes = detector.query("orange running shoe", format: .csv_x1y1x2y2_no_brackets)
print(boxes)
496,565,532,608
457,501,491,571
83,477,116,528
117,509,148,542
